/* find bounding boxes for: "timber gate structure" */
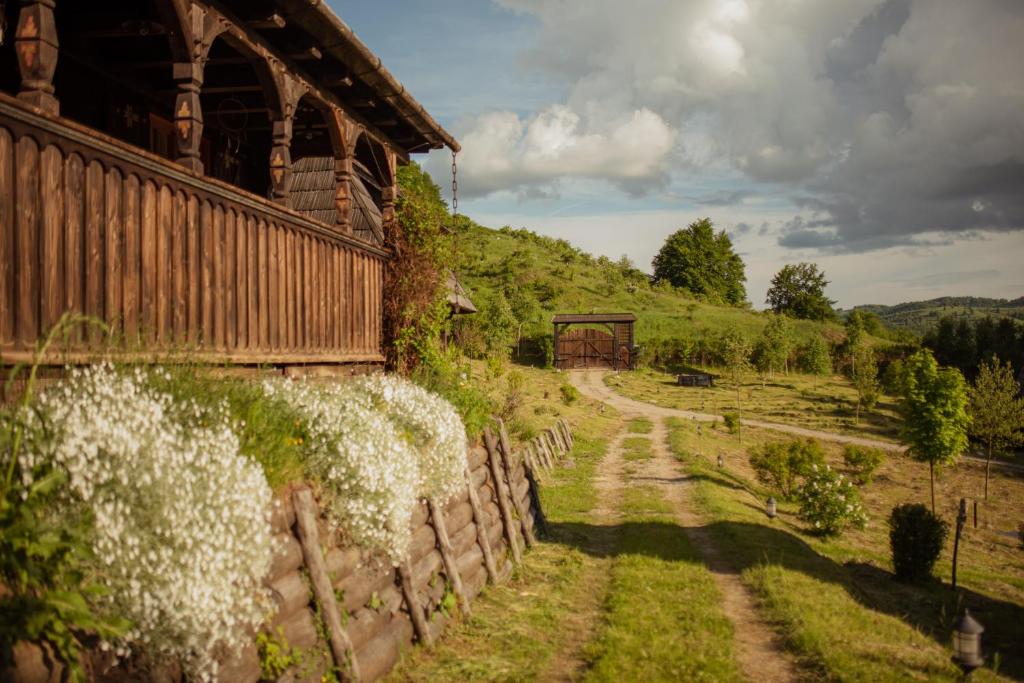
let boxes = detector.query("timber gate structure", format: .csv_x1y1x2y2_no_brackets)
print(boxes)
0,0,458,373
553,313,636,370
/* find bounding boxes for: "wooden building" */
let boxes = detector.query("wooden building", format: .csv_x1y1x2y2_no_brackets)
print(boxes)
0,0,459,372
552,313,636,370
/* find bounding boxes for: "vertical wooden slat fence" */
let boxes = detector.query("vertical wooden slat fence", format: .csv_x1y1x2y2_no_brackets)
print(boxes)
0,100,386,366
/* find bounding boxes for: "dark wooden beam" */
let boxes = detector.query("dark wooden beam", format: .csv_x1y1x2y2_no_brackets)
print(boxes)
325,76,353,88
290,46,322,61
248,14,286,29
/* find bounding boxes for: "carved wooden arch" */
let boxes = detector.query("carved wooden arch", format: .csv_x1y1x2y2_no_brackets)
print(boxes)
151,0,193,63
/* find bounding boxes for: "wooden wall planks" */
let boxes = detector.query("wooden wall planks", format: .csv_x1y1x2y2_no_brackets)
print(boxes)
0,116,385,366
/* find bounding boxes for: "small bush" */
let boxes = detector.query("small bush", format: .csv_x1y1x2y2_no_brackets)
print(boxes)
842,445,885,484
560,383,580,405
796,464,868,536
722,412,740,434
748,439,826,499
889,504,948,582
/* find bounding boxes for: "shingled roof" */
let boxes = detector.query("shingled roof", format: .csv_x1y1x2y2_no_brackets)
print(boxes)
290,156,384,245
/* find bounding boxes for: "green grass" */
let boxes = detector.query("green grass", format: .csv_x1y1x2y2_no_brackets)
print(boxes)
626,417,653,434
609,366,902,442
664,417,1018,682
583,485,741,682
621,437,653,462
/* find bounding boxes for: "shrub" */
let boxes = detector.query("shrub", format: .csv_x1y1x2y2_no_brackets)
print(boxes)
888,503,948,582
796,464,868,536
748,439,826,499
722,412,740,434
21,365,273,678
560,383,580,405
842,445,885,484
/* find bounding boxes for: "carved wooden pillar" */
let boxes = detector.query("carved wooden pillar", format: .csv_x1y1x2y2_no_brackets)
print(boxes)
172,61,204,173
15,0,59,115
381,184,397,238
269,118,292,203
334,156,353,234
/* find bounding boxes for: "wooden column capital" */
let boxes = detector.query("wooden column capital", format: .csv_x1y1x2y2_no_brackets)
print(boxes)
15,0,59,115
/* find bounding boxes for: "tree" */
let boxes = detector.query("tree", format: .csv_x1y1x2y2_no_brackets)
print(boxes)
802,335,832,388
844,311,866,375
898,350,970,513
969,358,1024,499
852,346,879,423
721,328,752,441
752,315,791,387
652,218,747,305
765,263,836,320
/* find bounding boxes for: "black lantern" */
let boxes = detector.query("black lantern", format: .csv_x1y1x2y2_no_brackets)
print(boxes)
717,454,724,468
767,496,777,519
952,609,984,674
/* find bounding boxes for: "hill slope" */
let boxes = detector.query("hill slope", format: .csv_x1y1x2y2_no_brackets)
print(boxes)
454,223,848,355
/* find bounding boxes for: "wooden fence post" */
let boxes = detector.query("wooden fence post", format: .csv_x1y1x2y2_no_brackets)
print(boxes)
464,463,499,584
484,427,523,565
428,498,470,618
397,559,433,646
292,489,361,682
496,418,536,547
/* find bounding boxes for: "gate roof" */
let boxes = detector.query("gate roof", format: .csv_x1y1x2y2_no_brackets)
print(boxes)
552,313,636,324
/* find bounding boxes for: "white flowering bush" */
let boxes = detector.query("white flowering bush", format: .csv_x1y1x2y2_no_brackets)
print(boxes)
795,464,868,536
263,379,419,562
343,374,467,503
19,364,273,680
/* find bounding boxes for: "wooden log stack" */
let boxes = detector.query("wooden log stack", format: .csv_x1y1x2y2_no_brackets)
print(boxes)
3,418,577,683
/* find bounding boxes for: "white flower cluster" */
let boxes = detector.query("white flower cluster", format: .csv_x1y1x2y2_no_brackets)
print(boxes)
21,364,273,680
342,374,467,503
262,378,420,562
797,464,868,535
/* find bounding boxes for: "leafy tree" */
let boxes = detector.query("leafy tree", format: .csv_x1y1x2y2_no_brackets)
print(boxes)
968,358,1024,499
843,311,866,375
651,218,747,305
801,335,832,388
852,346,879,423
721,328,752,441
765,263,836,320
898,350,970,513
481,290,518,358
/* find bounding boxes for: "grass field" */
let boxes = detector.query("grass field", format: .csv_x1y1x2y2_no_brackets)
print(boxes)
665,416,1024,681
608,366,903,441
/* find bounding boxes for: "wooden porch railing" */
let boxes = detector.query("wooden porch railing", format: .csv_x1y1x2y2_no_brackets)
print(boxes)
0,94,386,366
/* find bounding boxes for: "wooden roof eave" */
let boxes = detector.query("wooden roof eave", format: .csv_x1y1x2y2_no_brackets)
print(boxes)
271,0,461,155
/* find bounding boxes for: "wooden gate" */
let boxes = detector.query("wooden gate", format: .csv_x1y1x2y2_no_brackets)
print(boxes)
557,328,616,369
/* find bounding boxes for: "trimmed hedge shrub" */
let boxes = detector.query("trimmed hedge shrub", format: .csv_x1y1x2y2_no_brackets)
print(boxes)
889,503,948,583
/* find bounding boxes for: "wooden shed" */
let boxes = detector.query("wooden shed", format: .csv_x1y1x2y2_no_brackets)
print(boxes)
553,313,636,370
0,0,458,373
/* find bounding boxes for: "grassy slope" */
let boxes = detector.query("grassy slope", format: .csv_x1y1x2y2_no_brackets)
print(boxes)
664,416,1024,681
456,223,849,348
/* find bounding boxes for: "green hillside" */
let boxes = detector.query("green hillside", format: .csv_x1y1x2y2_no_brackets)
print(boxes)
453,223,849,363
851,296,1024,333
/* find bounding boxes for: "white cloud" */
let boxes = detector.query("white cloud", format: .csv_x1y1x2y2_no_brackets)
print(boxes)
440,0,1024,252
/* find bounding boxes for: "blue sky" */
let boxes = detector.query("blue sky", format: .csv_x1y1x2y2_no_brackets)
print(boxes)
332,1,1024,309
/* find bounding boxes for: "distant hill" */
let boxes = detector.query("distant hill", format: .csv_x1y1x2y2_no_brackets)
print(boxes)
850,296,1024,333
455,223,850,350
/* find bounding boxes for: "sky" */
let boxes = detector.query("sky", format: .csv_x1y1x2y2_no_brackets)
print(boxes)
332,0,1024,309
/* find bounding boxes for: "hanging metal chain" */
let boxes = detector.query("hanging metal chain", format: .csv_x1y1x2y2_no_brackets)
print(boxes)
451,151,458,215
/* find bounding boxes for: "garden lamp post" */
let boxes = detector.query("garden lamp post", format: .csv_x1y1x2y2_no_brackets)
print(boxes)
952,609,984,676
717,453,724,468
766,497,777,519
